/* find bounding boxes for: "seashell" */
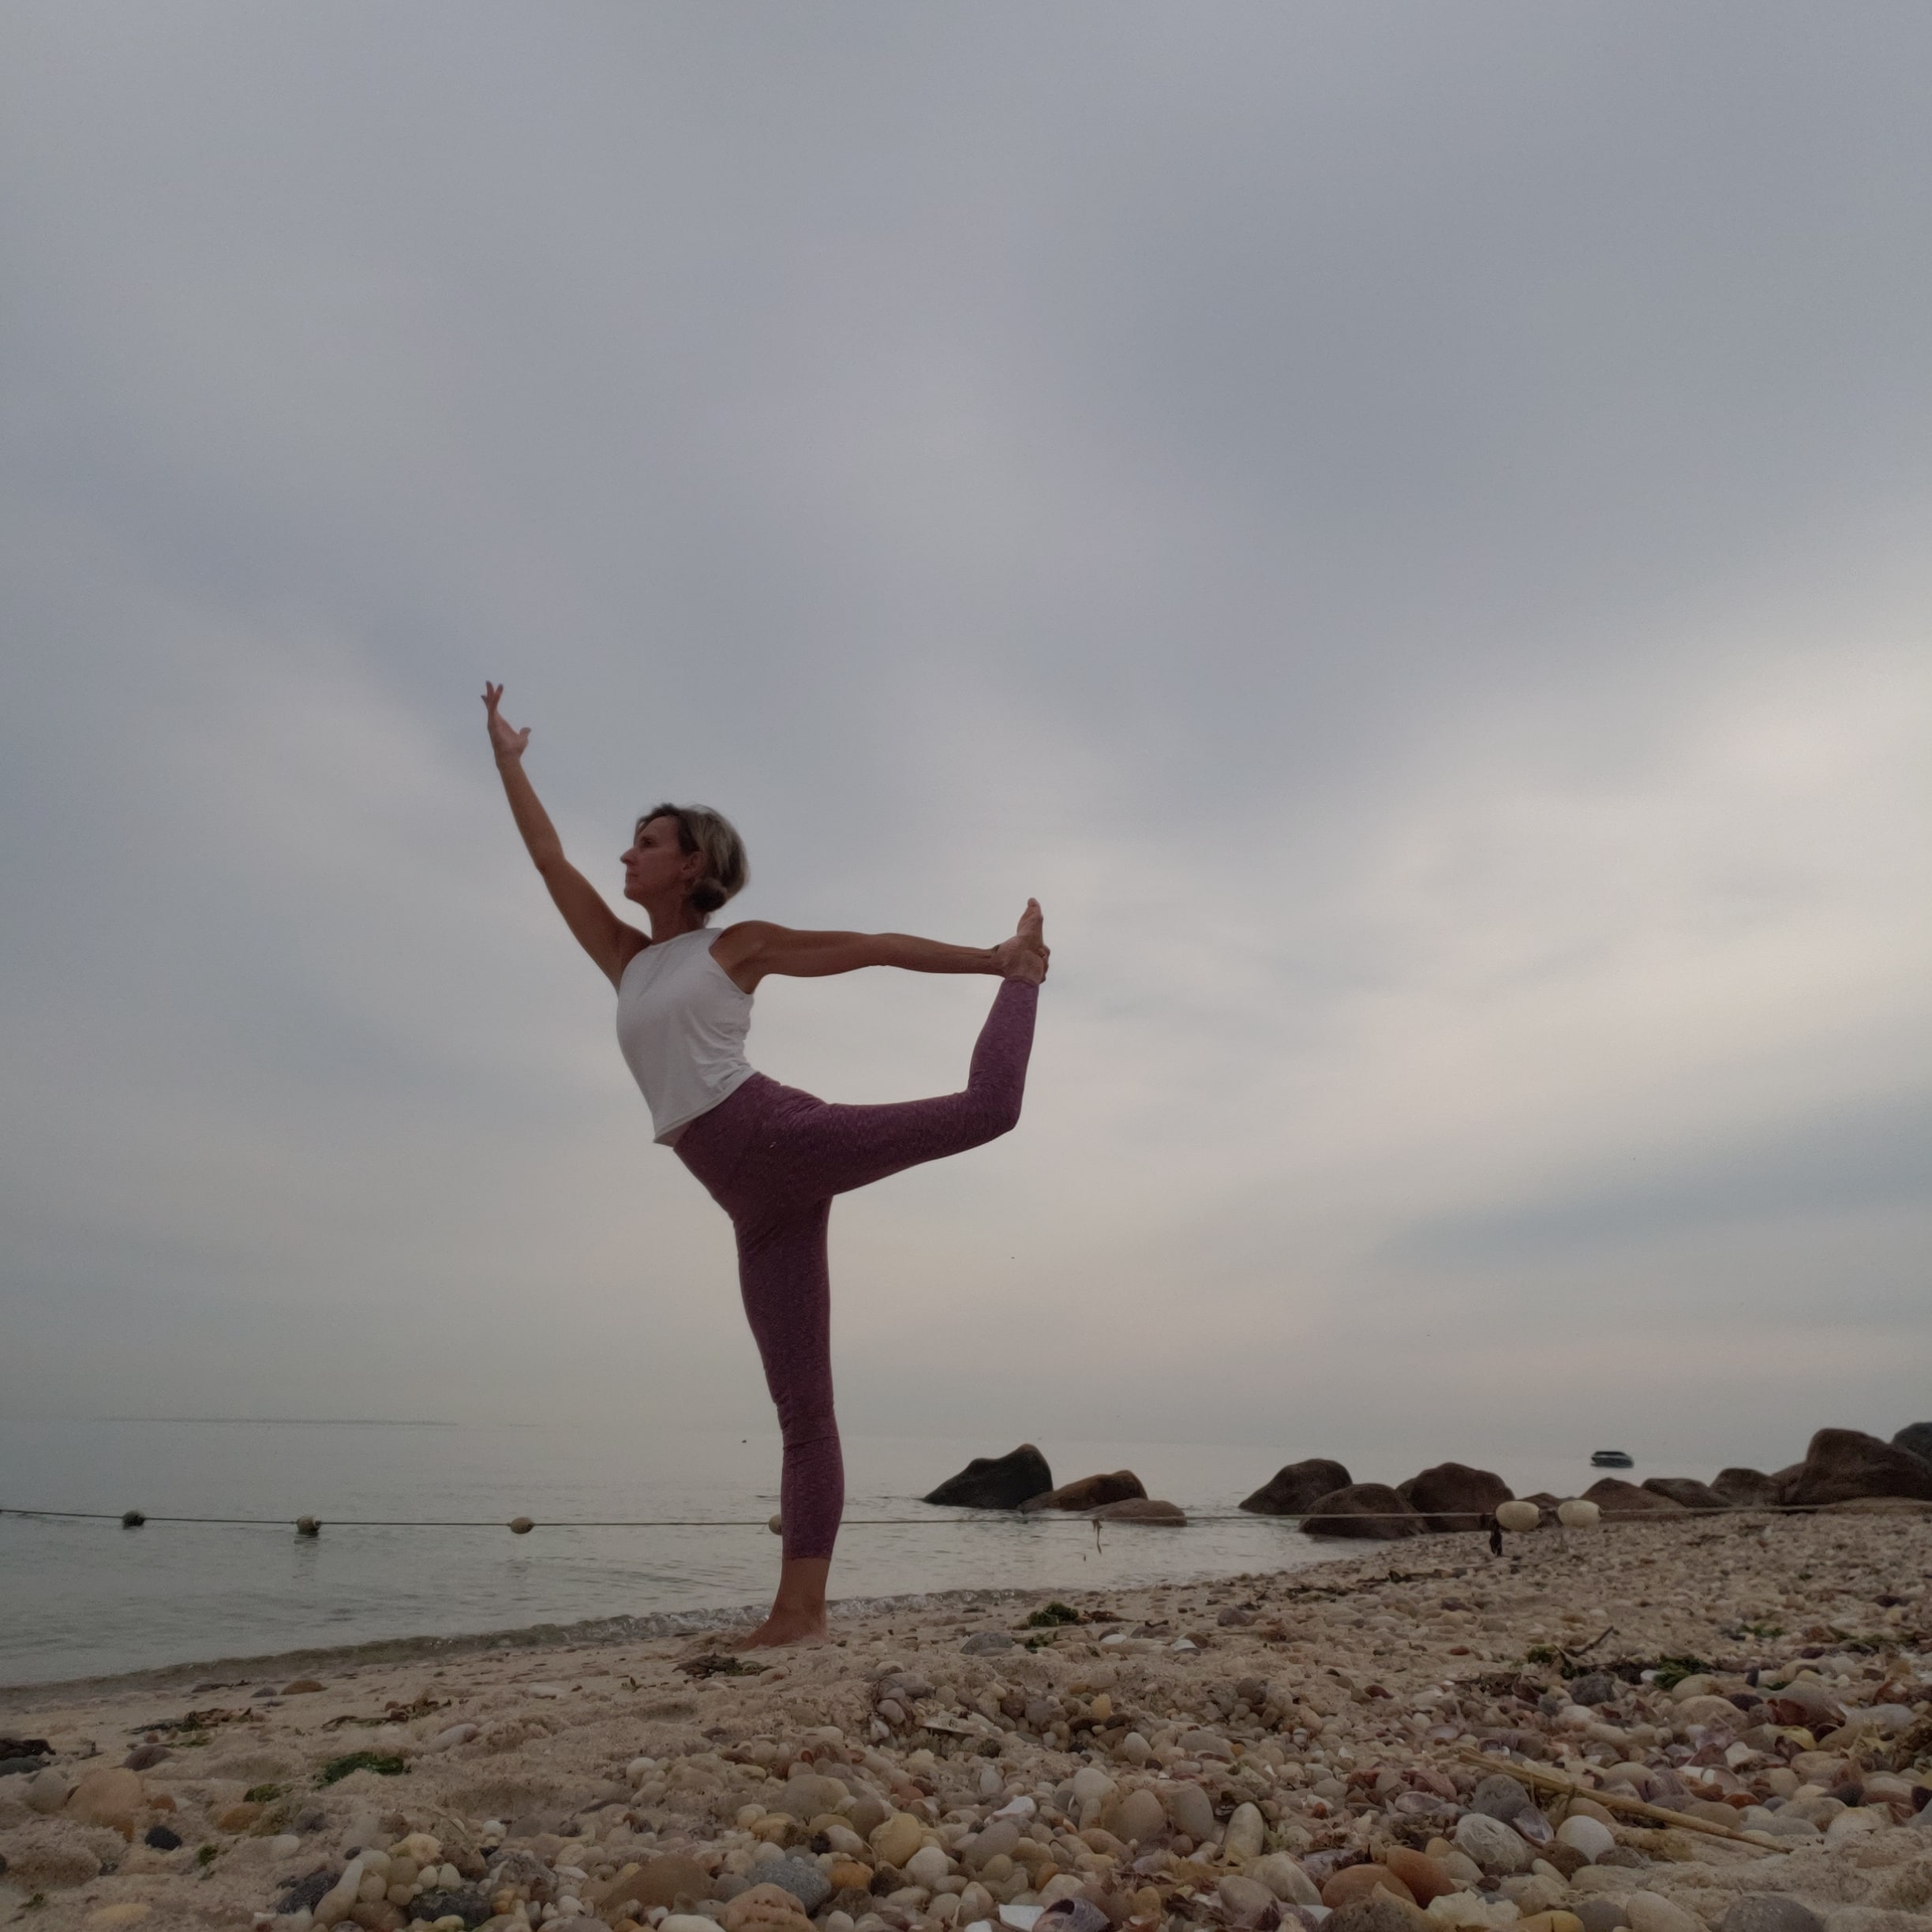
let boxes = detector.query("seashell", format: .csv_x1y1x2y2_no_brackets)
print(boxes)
1037,1901,1111,1932
1512,1805,1553,1844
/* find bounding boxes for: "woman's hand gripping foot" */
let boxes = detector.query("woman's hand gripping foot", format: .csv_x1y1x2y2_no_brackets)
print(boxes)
992,898,1049,984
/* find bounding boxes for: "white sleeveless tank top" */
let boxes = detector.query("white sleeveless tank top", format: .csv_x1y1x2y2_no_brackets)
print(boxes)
614,930,756,1143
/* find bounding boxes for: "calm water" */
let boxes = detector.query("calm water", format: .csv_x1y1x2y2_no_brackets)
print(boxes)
0,1421,1661,1687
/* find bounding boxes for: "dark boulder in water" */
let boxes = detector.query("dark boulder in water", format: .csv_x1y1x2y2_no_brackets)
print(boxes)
1018,1470,1146,1513
1240,1458,1351,1515
1300,1482,1427,1540
1398,1461,1514,1533
1090,1496,1185,1524
1780,1428,1932,1506
1642,1476,1728,1511
923,1443,1054,1508
1584,1477,1684,1515
1713,1467,1780,1507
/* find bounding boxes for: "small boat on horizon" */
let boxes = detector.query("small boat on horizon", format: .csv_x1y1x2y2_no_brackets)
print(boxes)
1590,1449,1634,1468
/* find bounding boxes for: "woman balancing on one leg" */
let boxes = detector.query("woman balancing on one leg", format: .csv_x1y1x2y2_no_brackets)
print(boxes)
482,684,1047,1649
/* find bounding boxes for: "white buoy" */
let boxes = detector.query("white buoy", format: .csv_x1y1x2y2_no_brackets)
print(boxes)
509,1516,534,1535
1495,1500,1541,1534
1556,1498,1601,1528
767,1515,784,1536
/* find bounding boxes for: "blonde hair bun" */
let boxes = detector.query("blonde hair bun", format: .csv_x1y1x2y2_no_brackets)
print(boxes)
638,803,749,922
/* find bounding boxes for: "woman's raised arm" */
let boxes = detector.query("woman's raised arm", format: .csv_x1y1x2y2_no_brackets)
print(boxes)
484,683,646,988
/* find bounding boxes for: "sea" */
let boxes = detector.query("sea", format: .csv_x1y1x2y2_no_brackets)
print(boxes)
0,1419,1657,1689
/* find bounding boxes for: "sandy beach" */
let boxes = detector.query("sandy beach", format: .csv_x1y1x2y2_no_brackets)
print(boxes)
2,1505,1929,1932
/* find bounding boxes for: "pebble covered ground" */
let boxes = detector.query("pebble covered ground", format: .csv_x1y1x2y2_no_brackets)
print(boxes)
2,1509,1930,1932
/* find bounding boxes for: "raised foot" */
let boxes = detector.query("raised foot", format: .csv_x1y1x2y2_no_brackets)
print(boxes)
995,897,1049,984
732,1610,830,1651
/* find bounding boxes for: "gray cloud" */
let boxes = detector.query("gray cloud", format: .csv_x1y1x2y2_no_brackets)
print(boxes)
2,4,1929,1475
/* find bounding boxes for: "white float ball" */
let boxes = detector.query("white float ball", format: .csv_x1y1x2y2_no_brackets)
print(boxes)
1495,1500,1541,1533
1557,1498,1602,1528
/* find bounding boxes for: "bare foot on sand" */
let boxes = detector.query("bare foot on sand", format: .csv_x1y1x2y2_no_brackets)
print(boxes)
993,898,1049,983
732,1608,829,1651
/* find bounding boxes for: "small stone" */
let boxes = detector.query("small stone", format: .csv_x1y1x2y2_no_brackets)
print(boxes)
847,1793,892,1838
597,1853,712,1915
1115,1788,1166,1843
283,1678,325,1694
1224,1802,1266,1862
964,1821,1022,1870
1219,1874,1278,1923
1163,1781,1217,1842
122,1743,171,1772
1469,1776,1533,1822
1253,1854,1322,1908
66,1765,146,1837
775,1773,850,1822
754,1857,833,1915
1825,1808,1890,1845
871,1811,925,1870
958,1881,996,1924
1557,1817,1616,1863
24,1766,70,1814
413,1889,491,1926
1326,1866,1418,1909
1117,1732,1151,1766
1623,1896,1702,1932
961,1633,1013,1654
215,1800,264,1832
827,1859,873,1893
1327,1896,1434,1932
1574,1903,1631,1932
143,1825,182,1851
1720,1903,1827,1932
1455,1812,1533,1875
906,1845,953,1889
1385,1849,1456,1904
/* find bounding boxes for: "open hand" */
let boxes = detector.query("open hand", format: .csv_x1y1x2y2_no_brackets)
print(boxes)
482,683,530,762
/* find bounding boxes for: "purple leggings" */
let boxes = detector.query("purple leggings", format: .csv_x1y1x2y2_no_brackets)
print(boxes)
674,978,1038,1562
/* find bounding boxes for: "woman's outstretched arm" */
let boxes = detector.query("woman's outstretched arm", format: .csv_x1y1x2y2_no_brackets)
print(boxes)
711,902,1046,994
484,683,646,988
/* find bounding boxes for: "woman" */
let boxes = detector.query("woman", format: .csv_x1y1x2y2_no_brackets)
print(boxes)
483,684,1047,1648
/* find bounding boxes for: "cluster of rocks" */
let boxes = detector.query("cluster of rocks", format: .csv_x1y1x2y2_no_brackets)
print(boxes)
924,1456,1185,1527
921,1430,1932,1547
3,1508,1930,1932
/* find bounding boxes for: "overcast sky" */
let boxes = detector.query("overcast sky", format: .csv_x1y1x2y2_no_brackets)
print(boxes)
3,4,1929,1482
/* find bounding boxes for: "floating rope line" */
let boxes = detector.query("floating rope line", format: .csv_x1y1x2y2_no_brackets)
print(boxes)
0,1500,1861,1532
2,1507,1267,1530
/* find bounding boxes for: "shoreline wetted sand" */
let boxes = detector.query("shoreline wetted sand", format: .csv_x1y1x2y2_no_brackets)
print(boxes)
3,1507,1930,1932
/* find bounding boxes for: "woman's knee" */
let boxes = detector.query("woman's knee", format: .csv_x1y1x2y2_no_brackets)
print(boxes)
968,1091,1023,1142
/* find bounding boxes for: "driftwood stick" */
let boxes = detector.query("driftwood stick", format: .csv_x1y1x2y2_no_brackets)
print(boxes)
1451,1747,1789,1853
